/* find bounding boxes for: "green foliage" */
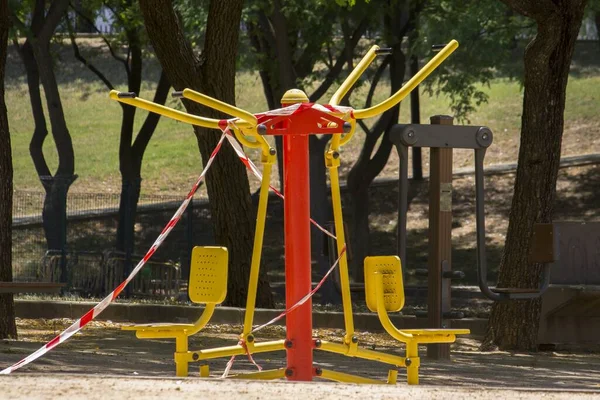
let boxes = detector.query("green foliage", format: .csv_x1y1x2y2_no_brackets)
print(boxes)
174,0,210,49
243,0,381,97
7,0,33,39
100,0,151,53
336,0,356,5
588,0,600,13
414,0,532,121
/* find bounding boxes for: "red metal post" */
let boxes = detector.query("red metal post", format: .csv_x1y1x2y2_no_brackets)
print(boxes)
282,92,313,381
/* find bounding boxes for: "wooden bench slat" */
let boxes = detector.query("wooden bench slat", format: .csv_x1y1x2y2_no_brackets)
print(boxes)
0,282,65,294
491,287,540,294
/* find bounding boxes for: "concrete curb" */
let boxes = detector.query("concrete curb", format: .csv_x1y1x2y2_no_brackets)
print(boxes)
14,300,487,336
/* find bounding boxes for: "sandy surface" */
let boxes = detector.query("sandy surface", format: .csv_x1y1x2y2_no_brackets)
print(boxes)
1,319,600,398
3,374,600,400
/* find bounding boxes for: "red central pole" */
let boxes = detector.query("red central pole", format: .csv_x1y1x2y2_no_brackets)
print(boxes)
282,97,313,381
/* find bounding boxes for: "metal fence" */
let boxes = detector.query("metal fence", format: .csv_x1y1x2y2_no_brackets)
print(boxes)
11,190,212,299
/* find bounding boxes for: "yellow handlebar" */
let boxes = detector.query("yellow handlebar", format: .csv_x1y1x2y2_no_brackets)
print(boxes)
330,45,380,107
177,89,268,152
353,40,459,120
109,90,221,129
109,90,270,153
181,88,258,126
110,40,457,155
328,45,380,149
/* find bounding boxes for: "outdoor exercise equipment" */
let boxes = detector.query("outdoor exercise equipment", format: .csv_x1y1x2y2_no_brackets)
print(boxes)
390,123,556,302
112,39,469,385
123,246,229,377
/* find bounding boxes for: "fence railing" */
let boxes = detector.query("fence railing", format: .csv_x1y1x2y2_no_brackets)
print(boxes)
11,190,206,299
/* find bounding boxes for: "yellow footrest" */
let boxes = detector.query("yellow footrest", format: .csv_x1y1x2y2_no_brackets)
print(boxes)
122,323,196,332
401,328,470,336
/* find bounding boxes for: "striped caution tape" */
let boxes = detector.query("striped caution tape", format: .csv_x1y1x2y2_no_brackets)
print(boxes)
2,116,350,375
0,133,227,375
220,130,348,378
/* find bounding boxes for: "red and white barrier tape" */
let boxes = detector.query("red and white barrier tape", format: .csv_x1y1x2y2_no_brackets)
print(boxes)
220,130,348,378
251,246,346,335
221,339,263,379
223,131,336,240
219,246,346,379
2,117,350,376
0,133,227,375
223,128,347,334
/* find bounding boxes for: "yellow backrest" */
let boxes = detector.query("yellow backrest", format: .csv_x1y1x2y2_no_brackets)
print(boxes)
364,256,404,313
189,246,228,304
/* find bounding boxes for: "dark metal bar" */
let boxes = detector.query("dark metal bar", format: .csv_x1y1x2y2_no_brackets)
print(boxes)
431,44,448,52
397,143,409,278
117,92,137,98
410,54,423,180
390,124,493,150
375,47,393,55
391,120,552,303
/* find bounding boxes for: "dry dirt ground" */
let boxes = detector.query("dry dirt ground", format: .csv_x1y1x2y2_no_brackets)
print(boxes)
1,319,600,399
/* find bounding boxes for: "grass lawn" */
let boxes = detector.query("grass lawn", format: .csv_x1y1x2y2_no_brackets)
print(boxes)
6,40,600,197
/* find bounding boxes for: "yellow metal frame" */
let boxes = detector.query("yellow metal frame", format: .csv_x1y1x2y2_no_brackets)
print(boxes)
114,40,465,385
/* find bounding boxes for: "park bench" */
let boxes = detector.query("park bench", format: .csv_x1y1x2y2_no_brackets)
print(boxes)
35,249,181,298
537,222,600,347
103,250,181,298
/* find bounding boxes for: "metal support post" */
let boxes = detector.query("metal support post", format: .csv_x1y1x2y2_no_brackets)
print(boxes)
427,115,453,360
282,92,313,381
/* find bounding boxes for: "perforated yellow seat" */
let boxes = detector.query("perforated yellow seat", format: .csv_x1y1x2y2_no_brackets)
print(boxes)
188,245,228,304
122,246,228,377
364,255,469,384
364,256,405,312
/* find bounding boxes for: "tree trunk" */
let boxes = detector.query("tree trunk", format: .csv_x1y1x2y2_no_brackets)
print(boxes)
115,34,170,288
67,1,171,291
483,0,587,351
139,0,273,307
0,0,17,339
595,12,600,51
346,115,396,282
41,175,74,283
347,43,404,282
18,41,51,180
309,135,338,303
15,0,76,270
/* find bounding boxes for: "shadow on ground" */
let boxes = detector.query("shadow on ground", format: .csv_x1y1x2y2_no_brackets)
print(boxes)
1,320,600,389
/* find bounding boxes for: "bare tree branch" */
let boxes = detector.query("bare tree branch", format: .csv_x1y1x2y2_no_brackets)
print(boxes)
37,0,70,44
132,70,171,155
69,2,129,70
357,119,371,136
102,0,127,26
65,16,114,91
364,55,390,109
309,17,370,102
499,0,558,20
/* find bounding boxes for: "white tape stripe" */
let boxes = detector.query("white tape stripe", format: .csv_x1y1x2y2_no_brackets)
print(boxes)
250,246,346,334
0,133,227,375
225,132,337,241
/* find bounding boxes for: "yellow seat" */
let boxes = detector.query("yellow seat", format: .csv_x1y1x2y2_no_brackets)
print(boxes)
364,256,469,385
122,246,228,377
